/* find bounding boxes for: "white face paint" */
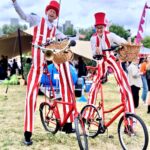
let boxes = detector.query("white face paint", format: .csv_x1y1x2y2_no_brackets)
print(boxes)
46,9,57,23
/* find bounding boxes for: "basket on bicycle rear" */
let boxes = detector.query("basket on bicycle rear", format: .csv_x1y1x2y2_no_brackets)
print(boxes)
46,40,74,64
117,43,141,62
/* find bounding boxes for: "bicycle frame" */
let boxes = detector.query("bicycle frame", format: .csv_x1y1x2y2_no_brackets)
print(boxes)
87,64,129,129
42,62,79,128
45,100,79,127
99,82,125,128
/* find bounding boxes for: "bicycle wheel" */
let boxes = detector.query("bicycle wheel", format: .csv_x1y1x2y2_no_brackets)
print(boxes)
74,116,88,150
118,113,149,150
81,105,102,138
39,102,59,134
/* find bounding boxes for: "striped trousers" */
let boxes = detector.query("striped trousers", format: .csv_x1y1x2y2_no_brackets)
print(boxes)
24,48,74,132
88,54,135,114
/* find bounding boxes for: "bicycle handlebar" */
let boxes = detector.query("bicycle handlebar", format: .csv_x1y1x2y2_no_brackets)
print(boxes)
40,36,76,47
32,40,76,54
103,45,123,52
93,45,123,60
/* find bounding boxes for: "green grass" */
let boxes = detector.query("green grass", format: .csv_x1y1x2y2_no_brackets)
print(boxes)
0,75,150,150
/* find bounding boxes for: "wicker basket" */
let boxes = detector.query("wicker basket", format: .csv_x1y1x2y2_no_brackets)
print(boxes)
117,43,141,62
46,40,74,64
53,50,74,64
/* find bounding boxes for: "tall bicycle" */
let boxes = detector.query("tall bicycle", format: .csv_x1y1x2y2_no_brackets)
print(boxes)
34,39,88,150
81,45,149,150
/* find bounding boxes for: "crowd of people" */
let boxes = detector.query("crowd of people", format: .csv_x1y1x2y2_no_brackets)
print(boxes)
0,55,20,80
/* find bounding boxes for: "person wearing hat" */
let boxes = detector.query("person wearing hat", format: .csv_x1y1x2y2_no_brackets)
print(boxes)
87,12,135,116
11,0,75,145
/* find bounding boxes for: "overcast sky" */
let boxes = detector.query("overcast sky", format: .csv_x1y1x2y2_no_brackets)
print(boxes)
0,0,150,36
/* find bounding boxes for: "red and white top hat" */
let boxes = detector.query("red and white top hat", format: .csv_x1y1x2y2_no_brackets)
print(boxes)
94,12,106,26
45,0,60,16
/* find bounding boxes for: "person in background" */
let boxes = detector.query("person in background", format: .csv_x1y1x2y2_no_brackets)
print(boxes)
23,58,32,83
146,56,150,113
0,55,8,79
12,0,75,145
0,63,4,80
127,58,142,108
76,56,87,78
140,57,148,104
11,59,19,75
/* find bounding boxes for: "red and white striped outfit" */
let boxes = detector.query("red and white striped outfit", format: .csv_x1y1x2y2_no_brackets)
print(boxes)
88,31,135,114
24,18,74,132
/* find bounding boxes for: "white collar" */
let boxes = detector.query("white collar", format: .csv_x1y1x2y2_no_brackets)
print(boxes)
45,15,54,29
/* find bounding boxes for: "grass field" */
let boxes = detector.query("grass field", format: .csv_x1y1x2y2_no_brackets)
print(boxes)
0,75,150,150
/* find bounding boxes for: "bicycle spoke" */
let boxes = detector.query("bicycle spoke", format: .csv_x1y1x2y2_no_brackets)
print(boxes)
40,102,59,134
81,105,102,138
118,114,149,150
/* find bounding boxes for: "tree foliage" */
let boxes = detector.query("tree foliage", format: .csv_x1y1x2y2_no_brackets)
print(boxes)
142,36,150,48
79,27,94,41
64,27,76,36
1,24,27,35
109,24,130,40
78,24,130,41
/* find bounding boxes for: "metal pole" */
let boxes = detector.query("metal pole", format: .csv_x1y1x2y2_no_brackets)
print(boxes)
17,28,24,79
57,0,61,28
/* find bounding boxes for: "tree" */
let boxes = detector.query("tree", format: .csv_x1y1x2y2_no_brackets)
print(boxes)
109,24,130,40
2,24,27,35
0,28,3,36
142,36,150,48
64,27,76,36
79,27,93,41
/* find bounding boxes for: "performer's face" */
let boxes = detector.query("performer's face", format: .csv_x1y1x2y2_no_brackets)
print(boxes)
46,9,57,22
96,25,105,36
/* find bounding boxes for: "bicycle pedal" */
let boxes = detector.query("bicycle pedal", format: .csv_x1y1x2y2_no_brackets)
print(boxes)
96,118,102,121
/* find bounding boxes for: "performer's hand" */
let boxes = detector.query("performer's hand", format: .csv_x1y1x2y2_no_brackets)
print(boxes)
96,47,101,55
12,0,16,3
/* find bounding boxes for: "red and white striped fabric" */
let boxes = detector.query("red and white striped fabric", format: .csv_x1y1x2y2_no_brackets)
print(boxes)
24,18,74,132
87,32,135,116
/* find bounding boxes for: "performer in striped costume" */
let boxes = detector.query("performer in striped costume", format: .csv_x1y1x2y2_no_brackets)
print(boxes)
87,12,134,116
12,0,75,145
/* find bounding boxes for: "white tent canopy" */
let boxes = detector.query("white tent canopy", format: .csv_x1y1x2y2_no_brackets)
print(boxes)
24,27,93,59
0,29,32,58
0,28,93,60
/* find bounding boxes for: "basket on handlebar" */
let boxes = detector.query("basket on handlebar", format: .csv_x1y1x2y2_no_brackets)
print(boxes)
45,40,74,64
117,43,141,62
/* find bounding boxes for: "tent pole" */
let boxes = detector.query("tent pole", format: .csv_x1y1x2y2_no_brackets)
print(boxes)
57,0,61,29
17,28,24,79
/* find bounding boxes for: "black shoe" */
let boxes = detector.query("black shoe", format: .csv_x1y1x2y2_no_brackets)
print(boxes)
62,123,76,134
66,128,76,134
24,131,32,146
23,139,33,146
